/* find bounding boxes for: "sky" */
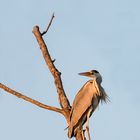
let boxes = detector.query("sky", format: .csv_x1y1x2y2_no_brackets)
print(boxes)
0,0,140,140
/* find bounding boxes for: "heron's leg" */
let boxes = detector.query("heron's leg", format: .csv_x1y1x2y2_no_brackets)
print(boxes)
81,129,84,140
85,109,91,140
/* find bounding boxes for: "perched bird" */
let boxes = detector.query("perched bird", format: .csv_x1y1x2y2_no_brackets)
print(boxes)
68,70,108,138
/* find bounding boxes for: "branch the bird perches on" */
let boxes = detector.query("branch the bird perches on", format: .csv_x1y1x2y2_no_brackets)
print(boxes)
0,14,87,140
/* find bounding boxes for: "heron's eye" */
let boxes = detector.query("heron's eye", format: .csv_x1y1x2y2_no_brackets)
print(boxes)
90,71,94,75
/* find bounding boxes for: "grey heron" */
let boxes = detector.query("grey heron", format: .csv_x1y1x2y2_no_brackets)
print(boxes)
68,70,108,139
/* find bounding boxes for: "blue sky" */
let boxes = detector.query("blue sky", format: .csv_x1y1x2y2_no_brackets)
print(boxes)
0,0,140,140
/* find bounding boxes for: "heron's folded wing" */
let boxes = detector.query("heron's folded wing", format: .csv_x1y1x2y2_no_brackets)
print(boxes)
70,80,96,126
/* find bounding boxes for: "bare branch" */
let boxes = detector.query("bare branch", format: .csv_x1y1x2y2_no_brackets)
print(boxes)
41,13,55,36
0,83,63,114
32,26,71,110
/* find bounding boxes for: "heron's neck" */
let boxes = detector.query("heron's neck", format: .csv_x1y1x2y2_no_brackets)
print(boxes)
95,76,102,85
92,77,102,96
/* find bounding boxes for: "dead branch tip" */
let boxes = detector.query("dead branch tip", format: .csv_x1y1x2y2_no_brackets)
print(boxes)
41,13,55,36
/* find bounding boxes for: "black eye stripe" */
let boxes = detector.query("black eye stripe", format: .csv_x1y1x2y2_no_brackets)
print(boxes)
91,70,99,74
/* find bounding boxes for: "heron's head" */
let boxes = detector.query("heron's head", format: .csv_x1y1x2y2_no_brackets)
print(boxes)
79,70,102,82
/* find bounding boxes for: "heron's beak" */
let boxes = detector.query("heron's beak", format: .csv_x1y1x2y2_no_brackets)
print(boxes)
78,72,91,77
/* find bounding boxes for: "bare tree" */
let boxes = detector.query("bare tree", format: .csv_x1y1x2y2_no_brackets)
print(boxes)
0,14,86,140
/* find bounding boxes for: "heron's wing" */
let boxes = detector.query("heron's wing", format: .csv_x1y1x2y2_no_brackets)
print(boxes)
70,80,97,127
